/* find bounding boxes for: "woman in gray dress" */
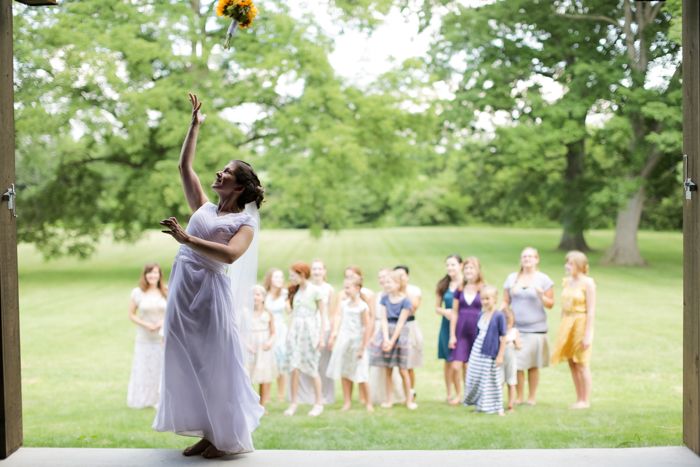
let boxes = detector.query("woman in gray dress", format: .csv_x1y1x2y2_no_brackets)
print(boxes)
502,247,554,406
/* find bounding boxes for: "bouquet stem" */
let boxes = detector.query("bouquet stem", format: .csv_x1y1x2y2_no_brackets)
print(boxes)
224,20,238,49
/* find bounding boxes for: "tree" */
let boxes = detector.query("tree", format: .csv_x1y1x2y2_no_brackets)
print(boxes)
426,0,680,262
13,0,419,256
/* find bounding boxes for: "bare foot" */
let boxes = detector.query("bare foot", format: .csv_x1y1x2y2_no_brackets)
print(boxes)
525,399,536,406
448,397,462,406
341,403,351,412
366,404,375,413
507,405,514,413
202,444,227,459
570,401,590,409
380,402,393,409
498,410,505,417
182,438,211,456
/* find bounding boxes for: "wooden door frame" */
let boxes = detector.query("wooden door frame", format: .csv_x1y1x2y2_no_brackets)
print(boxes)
683,0,700,456
1,0,699,459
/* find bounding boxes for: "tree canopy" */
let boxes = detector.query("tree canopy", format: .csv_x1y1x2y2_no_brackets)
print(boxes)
12,0,681,264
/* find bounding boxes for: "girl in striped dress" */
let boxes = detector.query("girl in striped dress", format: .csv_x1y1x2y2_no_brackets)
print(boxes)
464,285,506,415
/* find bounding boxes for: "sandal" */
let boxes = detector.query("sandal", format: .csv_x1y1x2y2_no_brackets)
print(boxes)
182,439,211,457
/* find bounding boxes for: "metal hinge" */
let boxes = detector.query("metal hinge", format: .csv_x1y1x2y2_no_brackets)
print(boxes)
1,183,17,217
684,154,697,201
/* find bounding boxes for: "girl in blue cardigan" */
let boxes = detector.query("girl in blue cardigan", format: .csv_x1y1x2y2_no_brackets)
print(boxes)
463,285,506,415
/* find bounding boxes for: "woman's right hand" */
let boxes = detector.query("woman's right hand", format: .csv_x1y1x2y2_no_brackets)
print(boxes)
382,339,393,352
188,93,206,125
448,336,456,349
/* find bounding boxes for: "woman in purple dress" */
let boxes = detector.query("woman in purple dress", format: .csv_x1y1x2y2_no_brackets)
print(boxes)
448,257,485,403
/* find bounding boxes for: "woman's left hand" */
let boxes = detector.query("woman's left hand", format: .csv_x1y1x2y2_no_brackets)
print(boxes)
581,335,592,350
160,217,190,244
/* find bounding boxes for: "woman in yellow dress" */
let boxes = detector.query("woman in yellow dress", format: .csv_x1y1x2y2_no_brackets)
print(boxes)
551,251,596,409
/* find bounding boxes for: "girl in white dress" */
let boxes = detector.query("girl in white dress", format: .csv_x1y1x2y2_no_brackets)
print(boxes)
153,94,264,458
263,268,289,402
327,277,373,412
284,262,327,417
127,263,167,409
297,260,335,404
247,285,277,410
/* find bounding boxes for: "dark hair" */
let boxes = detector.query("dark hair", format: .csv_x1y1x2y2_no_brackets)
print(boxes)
436,254,463,297
232,160,264,209
393,265,410,275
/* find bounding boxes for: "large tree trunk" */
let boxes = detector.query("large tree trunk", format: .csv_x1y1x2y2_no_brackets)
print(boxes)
602,185,646,266
558,138,591,251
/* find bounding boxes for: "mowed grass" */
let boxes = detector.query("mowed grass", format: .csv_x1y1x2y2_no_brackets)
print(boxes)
18,226,682,449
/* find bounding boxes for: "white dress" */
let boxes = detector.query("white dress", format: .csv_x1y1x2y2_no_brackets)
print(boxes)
297,282,335,404
247,311,278,385
264,291,288,372
153,202,264,453
127,288,166,409
326,299,370,383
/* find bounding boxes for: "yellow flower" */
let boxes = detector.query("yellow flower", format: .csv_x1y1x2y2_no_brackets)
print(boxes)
216,0,234,16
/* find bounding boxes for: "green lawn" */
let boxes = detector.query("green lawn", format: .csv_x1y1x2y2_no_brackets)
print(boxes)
18,226,682,449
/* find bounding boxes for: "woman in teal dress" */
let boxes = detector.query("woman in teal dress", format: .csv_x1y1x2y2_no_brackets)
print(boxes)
434,254,462,405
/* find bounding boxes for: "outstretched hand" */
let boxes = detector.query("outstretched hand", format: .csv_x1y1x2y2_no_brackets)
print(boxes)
160,217,190,244
188,93,206,125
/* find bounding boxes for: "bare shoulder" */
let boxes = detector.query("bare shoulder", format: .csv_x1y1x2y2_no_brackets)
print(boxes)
584,276,596,289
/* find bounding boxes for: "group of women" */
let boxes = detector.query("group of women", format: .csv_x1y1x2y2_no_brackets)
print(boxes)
246,262,423,415
436,248,596,412
123,94,596,457
126,247,597,419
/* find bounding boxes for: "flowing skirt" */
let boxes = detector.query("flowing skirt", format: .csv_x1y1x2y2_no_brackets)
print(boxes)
153,258,264,453
326,333,369,383
127,339,163,409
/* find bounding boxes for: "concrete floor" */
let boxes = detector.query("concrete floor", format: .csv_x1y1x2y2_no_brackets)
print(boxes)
1,447,698,467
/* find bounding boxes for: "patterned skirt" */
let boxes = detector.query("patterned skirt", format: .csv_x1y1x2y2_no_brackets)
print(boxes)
370,322,410,369
286,314,321,377
464,333,504,414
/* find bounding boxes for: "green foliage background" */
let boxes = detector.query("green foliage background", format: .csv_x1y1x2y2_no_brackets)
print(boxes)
12,0,682,259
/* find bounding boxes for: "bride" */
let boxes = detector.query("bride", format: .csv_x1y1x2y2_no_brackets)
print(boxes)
153,93,265,458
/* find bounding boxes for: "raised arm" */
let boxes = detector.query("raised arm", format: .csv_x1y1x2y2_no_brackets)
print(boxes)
179,93,209,213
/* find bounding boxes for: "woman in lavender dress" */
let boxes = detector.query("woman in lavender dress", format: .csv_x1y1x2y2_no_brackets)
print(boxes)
448,257,485,402
153,94,264,458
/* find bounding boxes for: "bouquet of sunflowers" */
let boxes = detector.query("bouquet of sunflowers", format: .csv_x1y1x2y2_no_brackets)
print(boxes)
216,0,258,49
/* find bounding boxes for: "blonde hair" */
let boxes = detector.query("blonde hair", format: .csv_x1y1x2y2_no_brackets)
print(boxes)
253,284,267,297
311,259,328,281
263,268,283,298
566,250,590,275
388,270,407,294
461,256,485,291
480,284,498,301
519,247,540,272
504,307,515,329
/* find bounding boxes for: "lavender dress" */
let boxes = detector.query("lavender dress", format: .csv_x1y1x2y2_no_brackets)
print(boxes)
451,289,481,362
153,202,264,453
